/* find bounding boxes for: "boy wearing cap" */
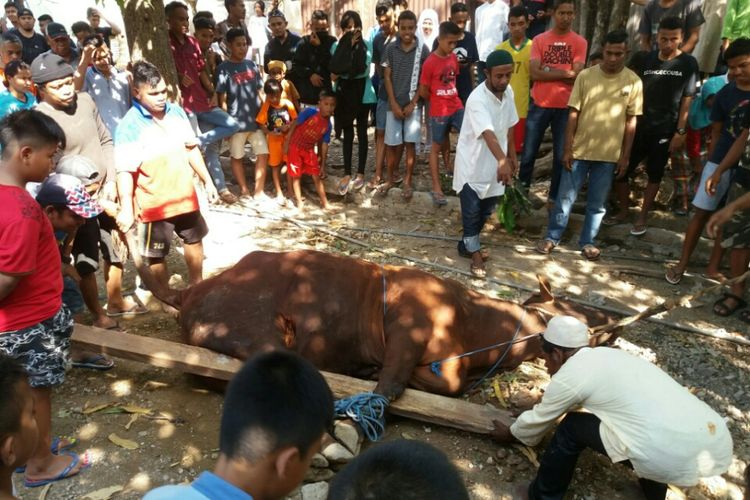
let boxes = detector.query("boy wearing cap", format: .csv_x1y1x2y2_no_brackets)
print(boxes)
490,315,733,499
453,49,517,278
536,30,641,261
0,109,88,487
8,7,47,64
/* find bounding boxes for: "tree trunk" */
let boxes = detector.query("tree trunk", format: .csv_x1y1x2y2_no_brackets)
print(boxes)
119,0,180,100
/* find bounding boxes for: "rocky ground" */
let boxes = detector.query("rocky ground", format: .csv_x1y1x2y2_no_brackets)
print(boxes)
13,134,749,499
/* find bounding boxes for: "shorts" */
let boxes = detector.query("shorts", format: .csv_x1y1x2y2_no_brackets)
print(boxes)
267,133,286,167
626,129,671,183
287,144,320,178
72,213,123,276
514,118,526,154
138,211,208,259
430,109,464,144
686,125,708,160
692,161,732,211
0,305,73,388
376,99,388,131
385,107,422,146
229,130,269,159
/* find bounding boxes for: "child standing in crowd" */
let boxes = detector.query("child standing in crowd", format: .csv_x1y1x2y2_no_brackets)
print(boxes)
81,35,131,137
419,21,464,206
380,9,429,200
500,5,532,155
216,28,269,202
686,74,728,190
257,78,297,205
0,59,34,118
267,60,300,111
0,110,88,488
283,90,336,211
192,15,221,103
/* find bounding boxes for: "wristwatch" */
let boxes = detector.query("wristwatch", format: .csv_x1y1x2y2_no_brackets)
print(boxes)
676,127,687,135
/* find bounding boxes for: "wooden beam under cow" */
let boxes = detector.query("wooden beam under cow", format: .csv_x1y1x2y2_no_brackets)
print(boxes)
71,324,513,434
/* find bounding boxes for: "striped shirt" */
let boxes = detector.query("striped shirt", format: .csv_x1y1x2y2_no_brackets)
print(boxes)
382,39,429,108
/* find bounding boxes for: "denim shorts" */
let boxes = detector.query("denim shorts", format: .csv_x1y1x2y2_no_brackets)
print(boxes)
0,305,73,387
692,161,731,211
385,107,422,146
430,108,464,144
62,276,84,315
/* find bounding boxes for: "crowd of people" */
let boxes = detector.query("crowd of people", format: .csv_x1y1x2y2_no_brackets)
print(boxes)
0,0,748,498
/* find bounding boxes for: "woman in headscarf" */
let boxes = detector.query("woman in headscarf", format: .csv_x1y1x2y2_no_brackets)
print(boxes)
417,9,439,51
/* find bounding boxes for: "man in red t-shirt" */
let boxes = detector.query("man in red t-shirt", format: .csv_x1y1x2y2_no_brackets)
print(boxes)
0,110,88,487
419,21,465,207
518,0,587,205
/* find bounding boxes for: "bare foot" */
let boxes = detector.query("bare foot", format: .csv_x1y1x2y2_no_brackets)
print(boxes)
92,315,119,330
25,452,85,485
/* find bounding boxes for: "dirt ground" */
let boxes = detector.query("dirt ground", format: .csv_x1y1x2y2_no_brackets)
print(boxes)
13,136,750,499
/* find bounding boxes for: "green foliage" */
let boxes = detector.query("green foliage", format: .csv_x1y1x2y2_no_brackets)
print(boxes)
496,182,531,234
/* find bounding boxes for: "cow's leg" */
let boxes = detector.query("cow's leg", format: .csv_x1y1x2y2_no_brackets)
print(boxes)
374,327,429,401
408,360,468,397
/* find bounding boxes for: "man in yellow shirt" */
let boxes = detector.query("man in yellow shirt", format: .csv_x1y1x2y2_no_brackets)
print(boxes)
500,5,532,154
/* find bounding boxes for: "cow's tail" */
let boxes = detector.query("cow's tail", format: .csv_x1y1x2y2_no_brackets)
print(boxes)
123,227,182,310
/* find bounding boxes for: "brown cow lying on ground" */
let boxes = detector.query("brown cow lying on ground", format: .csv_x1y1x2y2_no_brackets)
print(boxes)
144,250,616,401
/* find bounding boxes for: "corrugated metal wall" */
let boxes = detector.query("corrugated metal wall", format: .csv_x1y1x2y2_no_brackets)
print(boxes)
300,0,463,36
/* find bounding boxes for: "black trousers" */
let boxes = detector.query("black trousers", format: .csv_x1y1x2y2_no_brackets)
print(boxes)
529,412,668,500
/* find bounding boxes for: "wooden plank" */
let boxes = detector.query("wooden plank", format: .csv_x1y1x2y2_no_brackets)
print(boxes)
71,324,513,434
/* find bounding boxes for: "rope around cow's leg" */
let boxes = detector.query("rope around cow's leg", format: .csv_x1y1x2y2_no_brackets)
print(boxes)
334,392,390,441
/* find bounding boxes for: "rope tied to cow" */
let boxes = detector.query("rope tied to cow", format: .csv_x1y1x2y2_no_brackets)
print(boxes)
334,392,390,441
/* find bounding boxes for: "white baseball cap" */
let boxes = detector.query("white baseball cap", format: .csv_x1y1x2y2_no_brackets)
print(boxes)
542,316,590,348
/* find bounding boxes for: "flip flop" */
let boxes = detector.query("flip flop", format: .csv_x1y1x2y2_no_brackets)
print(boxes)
581,244,601,261
24,451,86,488
664,267,684,285
430,191,447,207
535,239,555,255
629,225,647,236
338,177,351,196
470,263,486,278
366,177,382,190
602,215,627,227
72,354,115,371
458,247,490,261
106,301,148,318
352,176,365,191
713,293,747,317
15,436,77,473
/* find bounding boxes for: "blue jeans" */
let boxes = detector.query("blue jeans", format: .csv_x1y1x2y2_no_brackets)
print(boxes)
545,160,615,248
195,108,240,192
519,103,569,201
459,184,498,253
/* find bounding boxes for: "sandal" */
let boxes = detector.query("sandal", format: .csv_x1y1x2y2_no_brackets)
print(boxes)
24,451,87,488
393,174,404,185
366,176,382,190
713,293,747,317
401,185,414,202
338,177,351,195
72,354,115,371
375,183,392,198
629,225,647,236
458,246,489,261
430,191,447,207
218,189,238,205
470,262,486,278
352,176,365,191
664,267,684,285
581,244,601,261
15,436,78,473
535,239,555,255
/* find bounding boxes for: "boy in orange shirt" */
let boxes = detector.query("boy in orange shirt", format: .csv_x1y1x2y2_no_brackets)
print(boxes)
257,79,297,205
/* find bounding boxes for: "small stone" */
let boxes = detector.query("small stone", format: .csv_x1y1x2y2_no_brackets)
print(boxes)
508,454,523,466
401,432,416,440
423,426,432,433
496,448,509,460
304,467,334,482
301,482,329,500
334,421,362,455
322,442,354,464
486,456,494,465
311,454,329,469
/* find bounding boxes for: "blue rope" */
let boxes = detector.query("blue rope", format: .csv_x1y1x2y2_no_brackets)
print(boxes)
334,392,390,441
430,310,528,386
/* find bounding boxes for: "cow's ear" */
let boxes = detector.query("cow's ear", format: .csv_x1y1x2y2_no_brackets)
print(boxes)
537,275,554,303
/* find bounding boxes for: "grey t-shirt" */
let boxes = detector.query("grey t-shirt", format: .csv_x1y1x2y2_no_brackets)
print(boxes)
382,40,430,108
215,59,263,132
638,0,705,49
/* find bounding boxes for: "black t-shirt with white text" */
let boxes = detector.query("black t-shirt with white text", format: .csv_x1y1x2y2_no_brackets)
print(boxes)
630,50,698,135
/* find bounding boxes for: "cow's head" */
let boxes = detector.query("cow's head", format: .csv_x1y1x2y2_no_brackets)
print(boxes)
523,276,621,347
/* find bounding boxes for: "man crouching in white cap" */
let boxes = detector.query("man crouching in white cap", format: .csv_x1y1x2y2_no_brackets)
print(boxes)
491,315,733,500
